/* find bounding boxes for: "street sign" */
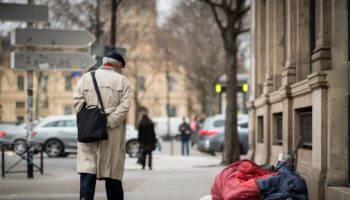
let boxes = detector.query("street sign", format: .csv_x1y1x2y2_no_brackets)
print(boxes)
91,43,127,67
0,3,48,22
11,28,96,48
11,52,96,71
91,43,126,58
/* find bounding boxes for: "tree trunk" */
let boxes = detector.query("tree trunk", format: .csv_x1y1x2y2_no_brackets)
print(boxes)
222,34,240,165
134,79,139,128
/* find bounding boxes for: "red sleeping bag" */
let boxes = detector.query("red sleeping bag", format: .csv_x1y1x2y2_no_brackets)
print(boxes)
211,160,276,200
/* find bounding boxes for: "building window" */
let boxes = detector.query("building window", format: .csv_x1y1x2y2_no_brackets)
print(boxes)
17,116,24,123
64,106,73,115
42,75,49,92
41,100,49,109
167,105,177,117
169,76,176,92
274,113,283,145
65,75,72,91
138,76,145,91
257,116,264,143
16,101,25,109
309,0,316,73
17,75,25,91
299,107,312,149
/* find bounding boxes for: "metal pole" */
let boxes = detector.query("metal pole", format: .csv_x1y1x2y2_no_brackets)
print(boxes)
26,0,34,179
348,0,350,185
166,59,173,155
95,0,100,43
40,145,43,174
27,70,34,178
2,144,5,177
110,0,116,49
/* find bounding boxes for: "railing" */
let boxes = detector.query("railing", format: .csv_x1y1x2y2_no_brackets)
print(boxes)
1,143,44,177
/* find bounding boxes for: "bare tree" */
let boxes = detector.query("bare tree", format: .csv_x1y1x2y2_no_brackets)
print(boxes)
197,0,250,164
161,1,225,115
116,0,162,126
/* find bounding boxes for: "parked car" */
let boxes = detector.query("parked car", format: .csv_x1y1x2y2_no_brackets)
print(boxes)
0,122,39,154
197,114,249,155
153,117,183,139
0,115,140,158
125,125,139,157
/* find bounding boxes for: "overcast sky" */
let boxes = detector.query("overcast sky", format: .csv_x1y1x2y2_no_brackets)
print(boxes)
155,0,181,26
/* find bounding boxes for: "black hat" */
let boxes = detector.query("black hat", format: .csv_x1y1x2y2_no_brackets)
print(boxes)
105,51,126,67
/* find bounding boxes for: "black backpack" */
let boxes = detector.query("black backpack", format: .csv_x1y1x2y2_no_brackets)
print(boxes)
77,71,108,143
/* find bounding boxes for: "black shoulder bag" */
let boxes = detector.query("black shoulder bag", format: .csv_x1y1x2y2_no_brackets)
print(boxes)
77,71,108,143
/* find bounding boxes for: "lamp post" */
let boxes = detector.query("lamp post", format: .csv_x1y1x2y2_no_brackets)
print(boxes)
166,60,173,155
26,0,34,179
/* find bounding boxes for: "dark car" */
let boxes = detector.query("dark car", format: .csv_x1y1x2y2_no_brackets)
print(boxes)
197,114,248,155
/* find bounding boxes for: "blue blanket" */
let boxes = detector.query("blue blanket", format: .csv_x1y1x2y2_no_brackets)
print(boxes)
256,170,308,200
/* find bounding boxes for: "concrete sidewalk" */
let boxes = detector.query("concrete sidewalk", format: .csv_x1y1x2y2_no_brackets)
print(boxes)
0,142,224,200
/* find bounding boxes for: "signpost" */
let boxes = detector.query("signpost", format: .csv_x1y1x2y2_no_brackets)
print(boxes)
0,3,48,22
1,2,96,179
11,28,95,48
11,52,97,71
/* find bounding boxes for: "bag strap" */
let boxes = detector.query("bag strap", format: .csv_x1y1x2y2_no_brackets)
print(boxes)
90,71,105,114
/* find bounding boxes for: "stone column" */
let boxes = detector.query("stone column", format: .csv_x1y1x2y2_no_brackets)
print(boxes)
281,0,297,86
324,0,348,186
308,72,328,200
272,0,284,91
247,0,259,160
263,0,274,94
311,0,331,72
257,0,266,96
280,0,297,154
296,0,311,81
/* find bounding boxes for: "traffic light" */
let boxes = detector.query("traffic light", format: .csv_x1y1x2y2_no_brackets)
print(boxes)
242,83,249,93
215,83,222,93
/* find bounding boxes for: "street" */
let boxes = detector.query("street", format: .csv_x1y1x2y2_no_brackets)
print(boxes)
0,140,224,200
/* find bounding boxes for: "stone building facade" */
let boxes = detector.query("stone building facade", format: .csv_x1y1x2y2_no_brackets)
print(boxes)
249,0,349,199
0,0,198,125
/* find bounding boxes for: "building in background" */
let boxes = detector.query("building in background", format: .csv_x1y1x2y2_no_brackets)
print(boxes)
0,0,199,125
249,0,349,199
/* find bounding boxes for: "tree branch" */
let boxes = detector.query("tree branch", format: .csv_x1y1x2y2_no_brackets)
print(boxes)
197,0,226,31
197,0,226,10
237,28,250,35
228,0,234,9
237,6,250,19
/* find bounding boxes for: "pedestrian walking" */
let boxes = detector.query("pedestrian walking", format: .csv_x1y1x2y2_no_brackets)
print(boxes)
73,51,131,200
190,115,199,146
137,107,157,170
179,117,192,156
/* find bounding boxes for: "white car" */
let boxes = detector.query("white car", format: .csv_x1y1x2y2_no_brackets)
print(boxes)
152,117,183,138
125,125,139,157
1,115,140,158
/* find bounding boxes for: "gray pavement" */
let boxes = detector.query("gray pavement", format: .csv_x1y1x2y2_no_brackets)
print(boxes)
0,141,224,200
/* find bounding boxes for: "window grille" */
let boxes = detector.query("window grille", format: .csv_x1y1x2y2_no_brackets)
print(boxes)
300,109,312,149
257,116,264,143
274,113,283,145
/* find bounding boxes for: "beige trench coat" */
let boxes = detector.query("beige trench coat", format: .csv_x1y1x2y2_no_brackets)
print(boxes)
73,67,131,180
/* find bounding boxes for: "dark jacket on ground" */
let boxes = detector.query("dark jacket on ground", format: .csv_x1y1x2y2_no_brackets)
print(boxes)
256,169,308,200
138,115,157,152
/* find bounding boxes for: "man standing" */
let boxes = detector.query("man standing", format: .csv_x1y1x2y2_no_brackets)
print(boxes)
73,51,131,200
137,107,157,170
179,117,192,156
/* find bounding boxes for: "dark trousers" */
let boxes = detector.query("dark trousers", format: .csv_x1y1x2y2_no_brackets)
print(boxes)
141,150,152,169
181,139,190,156
80,173,123,200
